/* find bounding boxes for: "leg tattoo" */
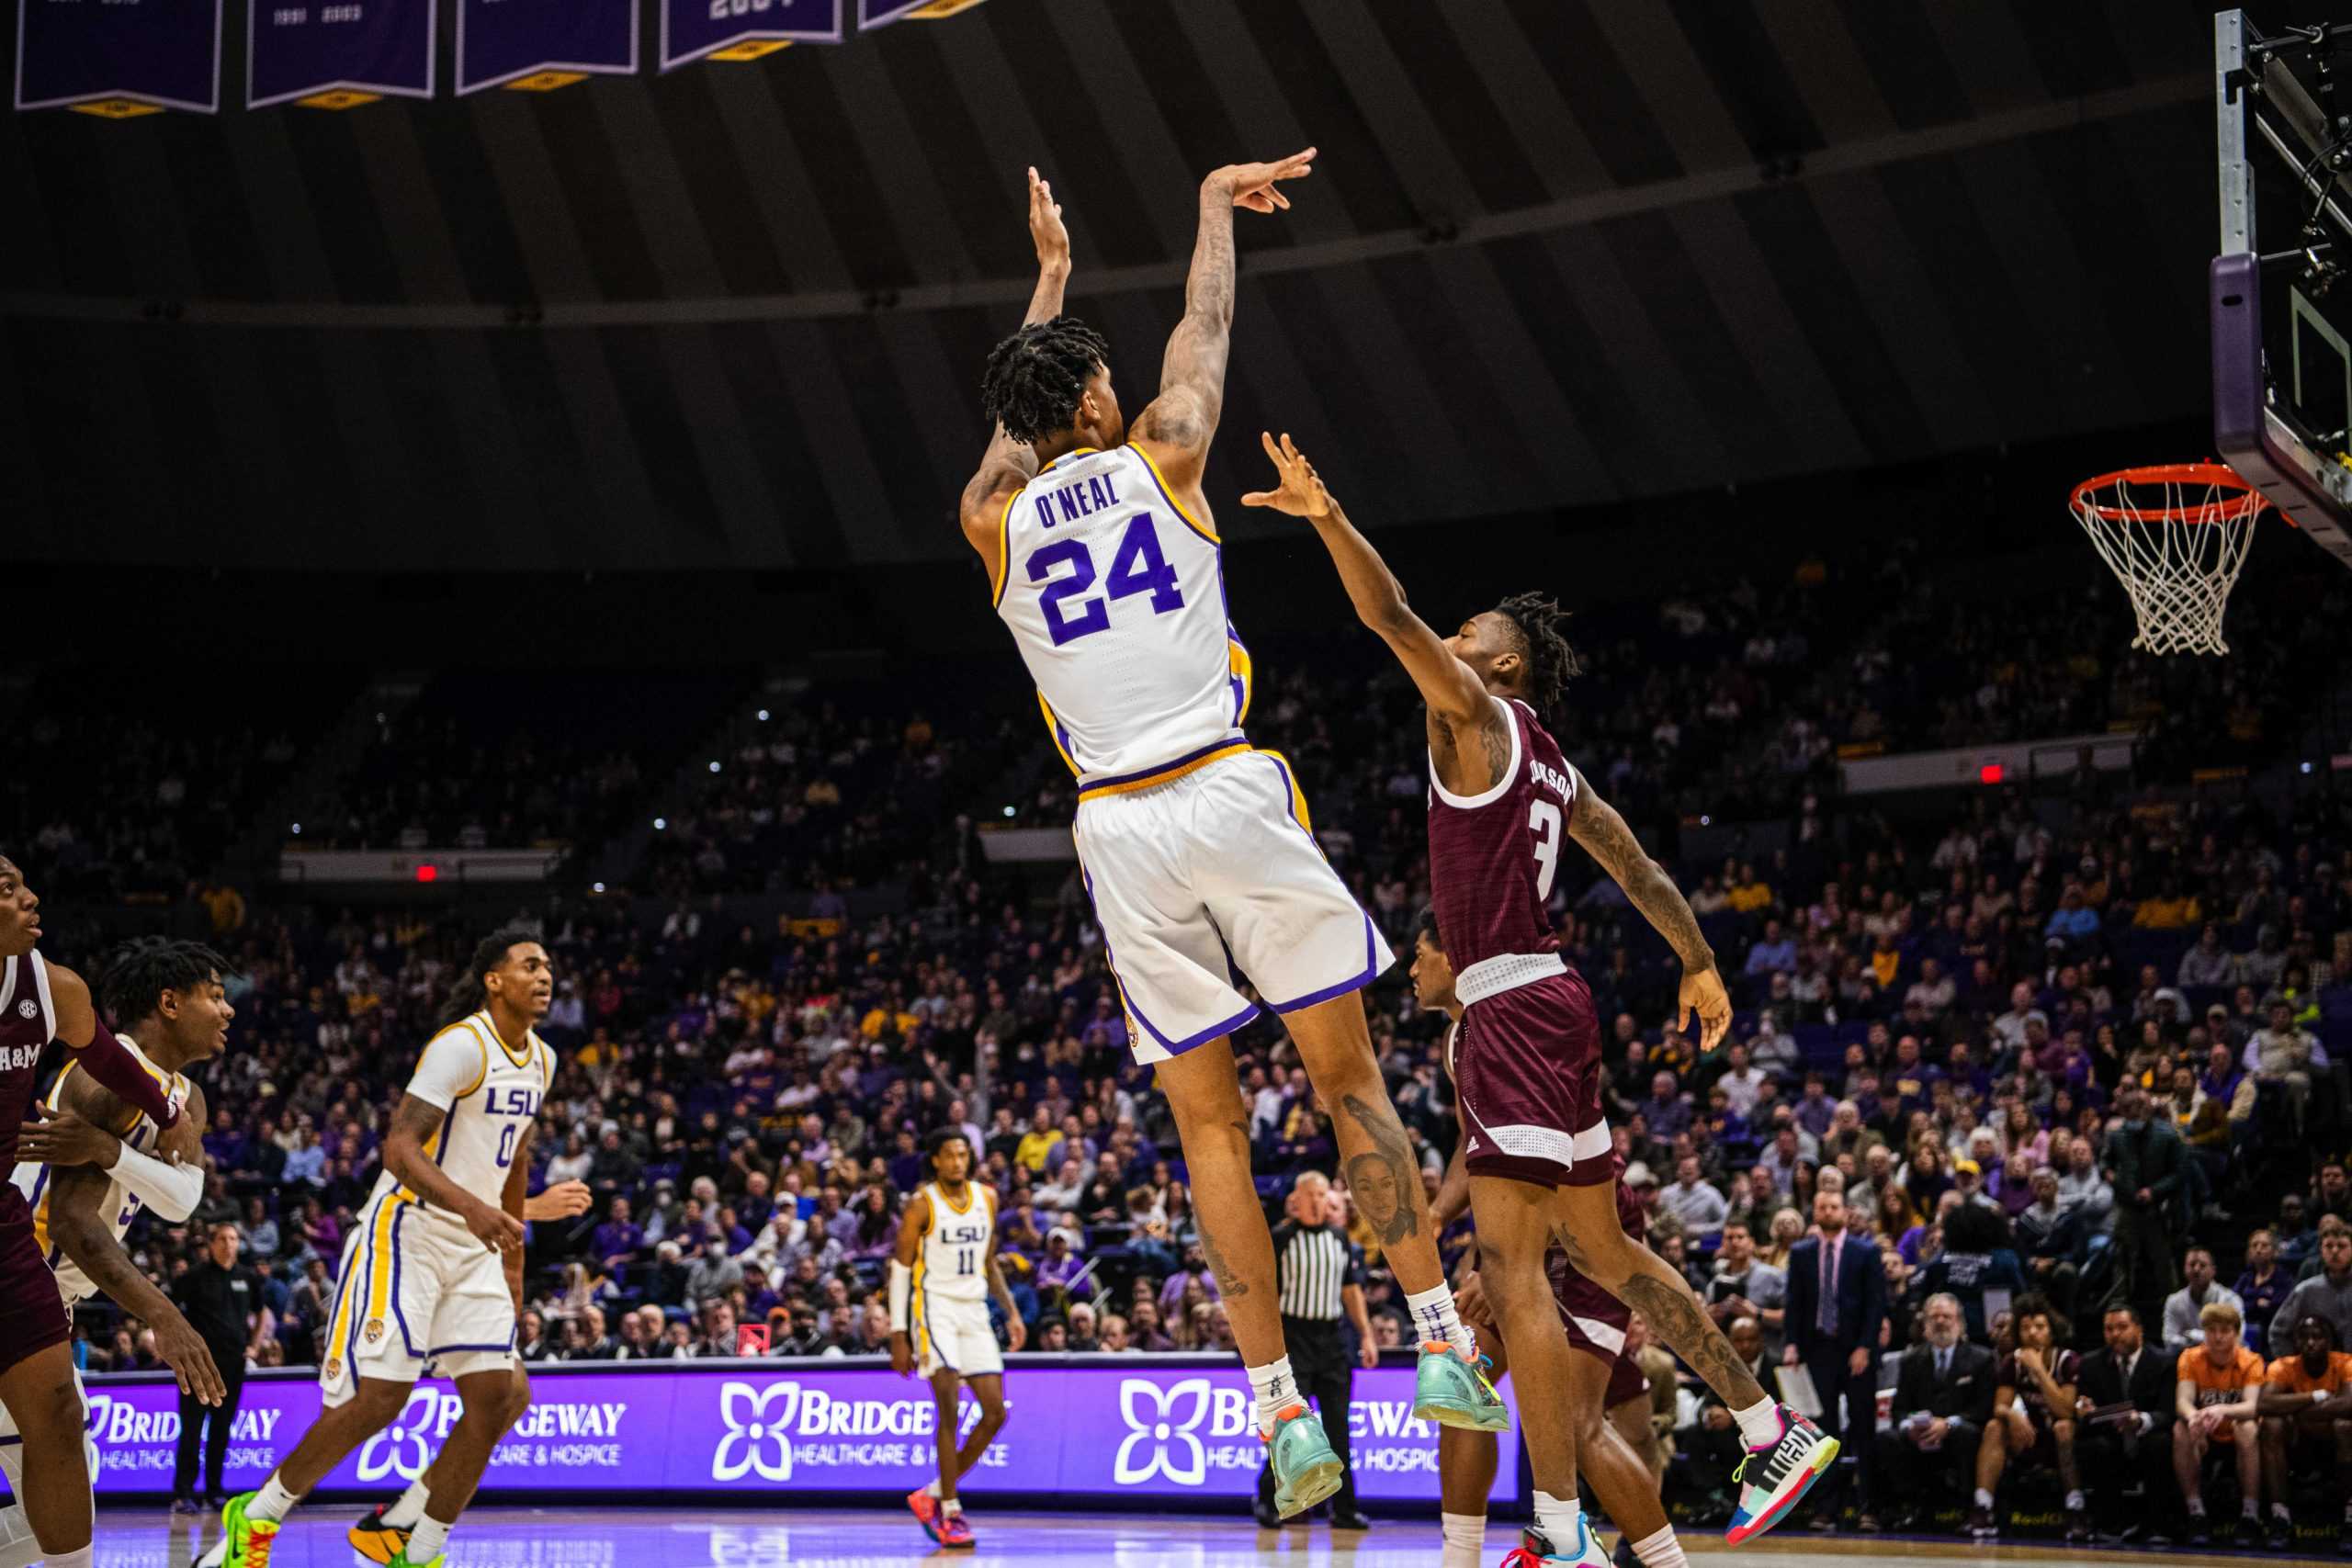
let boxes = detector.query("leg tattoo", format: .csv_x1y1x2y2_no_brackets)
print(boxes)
1339,1093,1421,1247
1615,1272,1767,1408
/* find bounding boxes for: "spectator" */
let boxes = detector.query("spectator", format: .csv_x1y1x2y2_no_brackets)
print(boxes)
1659,1156,1728,1243
2105,1085,2186,1337
2247,1001,2321,1137
2075,1304,2177,1542
2174,1300,2267,1545
2164,1248,2246,1355
2269,1217,2352,1354
1702,1221,1786,1354
1880,1292,1996,1529
2236,1229,2293,1359
1970,1296,2085,1540
2254,1314,2352,1551
1784,1191,1887,1529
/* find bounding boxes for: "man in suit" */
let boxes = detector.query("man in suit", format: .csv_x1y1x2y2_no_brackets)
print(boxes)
2103,1086,2186,1337
2074,1303,2178,1541
1784,1190,1888,1529
1878,1292,1996,1529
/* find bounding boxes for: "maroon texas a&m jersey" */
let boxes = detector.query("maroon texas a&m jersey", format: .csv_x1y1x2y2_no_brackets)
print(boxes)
1428,695,1577,970
0,952,59,1206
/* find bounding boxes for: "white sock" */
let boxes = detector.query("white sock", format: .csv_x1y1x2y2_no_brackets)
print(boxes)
1441,1512,1487,1568
1406,1283,1478,1361
1974,1488,1994,1510
942,1497,964,1517
2274,1503,2293,1522
2241,1499,2260,1521
1630,1523,1686,1568
2067,1491,2086,1511
383,1474,434,1529
409,1513,453,1562
0,1505,33,1568
2188,1498,2207,1517
247,1472,301,1525
1533,1490,1586,1556
1249,1356,1299,1435
1732,1396,1782,1450
925,1479,943,1500
38,1549,91,1568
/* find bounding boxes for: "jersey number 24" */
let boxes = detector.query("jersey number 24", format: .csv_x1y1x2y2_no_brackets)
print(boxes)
1026,514,1184,647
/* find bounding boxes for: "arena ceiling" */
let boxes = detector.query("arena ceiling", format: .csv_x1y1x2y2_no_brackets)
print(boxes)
0,0,2215,570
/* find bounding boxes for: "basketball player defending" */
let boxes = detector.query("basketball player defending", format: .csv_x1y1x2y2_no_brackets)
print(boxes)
1250,436,1835,1556
891,1129,1021,1549
2,939,231,1568
206,930,554,1568
1410,915,1689,1568
0,856,206,1568
959,166,1501,1516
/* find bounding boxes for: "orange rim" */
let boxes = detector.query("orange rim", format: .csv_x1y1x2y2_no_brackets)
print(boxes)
2070,462,2267,525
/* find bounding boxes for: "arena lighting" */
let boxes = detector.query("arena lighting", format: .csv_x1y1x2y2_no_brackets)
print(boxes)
2304,761,2316,773
652,818,667,830
708,761,721,773
1699,815,1712,826
757,709,771,722
1980,763,2005,784
592,882,605,894
1003,807,1016,818
415,864,438,884
289,823,300,835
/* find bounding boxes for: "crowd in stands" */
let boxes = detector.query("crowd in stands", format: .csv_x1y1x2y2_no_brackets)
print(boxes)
21,546,2352,1544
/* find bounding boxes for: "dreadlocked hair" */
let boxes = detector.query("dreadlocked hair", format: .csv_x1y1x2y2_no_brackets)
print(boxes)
1492,591,1581,720
99,938,235,1024
437,925,541,1029
979,315,1112,445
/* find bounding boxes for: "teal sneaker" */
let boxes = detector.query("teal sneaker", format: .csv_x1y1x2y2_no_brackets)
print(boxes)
1262,1403,1345,1519
1413,1339,1510,1432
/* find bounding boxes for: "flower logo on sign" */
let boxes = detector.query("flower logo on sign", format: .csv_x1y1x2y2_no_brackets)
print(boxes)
712,1382,799,1483
356,1386,440,1483
1114,1377,1210,1486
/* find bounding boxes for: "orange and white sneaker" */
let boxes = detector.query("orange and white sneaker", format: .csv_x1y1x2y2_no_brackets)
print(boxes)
908,1487,945,1545
939,1510,977,1549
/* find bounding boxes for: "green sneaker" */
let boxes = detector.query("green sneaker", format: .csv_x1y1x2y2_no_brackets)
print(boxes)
1414,1340,1510,1432
194,1492,280,1567
386,1553,447,1568
1263,1403,1345,1519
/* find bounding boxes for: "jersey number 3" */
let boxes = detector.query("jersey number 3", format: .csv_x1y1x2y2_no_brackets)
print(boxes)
1530,800,1562,901
1027,514,1184,646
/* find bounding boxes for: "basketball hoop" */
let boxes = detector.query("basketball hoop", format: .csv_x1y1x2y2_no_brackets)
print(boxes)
2068,462,2267,656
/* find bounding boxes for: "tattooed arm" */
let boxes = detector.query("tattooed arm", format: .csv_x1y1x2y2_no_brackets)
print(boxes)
1130,150,1317,491
957,168,1071,555
1565,767,1732,1051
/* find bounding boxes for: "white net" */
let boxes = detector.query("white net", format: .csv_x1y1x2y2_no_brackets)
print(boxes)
2069,466,2265,656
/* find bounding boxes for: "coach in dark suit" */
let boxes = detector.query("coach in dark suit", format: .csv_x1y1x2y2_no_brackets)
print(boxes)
1784,1190,1888,1528
2074,1303,2179,1539
1877,1292,1996,1527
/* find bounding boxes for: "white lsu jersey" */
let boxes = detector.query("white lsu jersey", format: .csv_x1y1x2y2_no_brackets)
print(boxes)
367,1010,552,1227
8,1042,186,1306
990,445,1254,796
916,1180,995,1303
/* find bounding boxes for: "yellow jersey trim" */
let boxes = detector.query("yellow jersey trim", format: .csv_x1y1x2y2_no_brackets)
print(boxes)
936,1180,975,1216
473,1010,535,1069
1076,741,1251,803
1037,693,1080,778
1228,637,1254,725
1131,445,1217,545
1259,749,1315,834
989,487,1019,608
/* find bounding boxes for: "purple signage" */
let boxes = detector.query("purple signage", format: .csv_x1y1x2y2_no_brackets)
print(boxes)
455,0,635,95
247,0,431,108
660,0,837,72
74,1359,1517,1503
15,0,221,114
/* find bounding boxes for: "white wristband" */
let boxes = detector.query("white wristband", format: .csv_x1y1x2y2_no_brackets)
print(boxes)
107,1139,204,1224
888,1260,912,1334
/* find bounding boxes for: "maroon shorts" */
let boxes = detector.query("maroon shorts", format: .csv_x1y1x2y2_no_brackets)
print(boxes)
0,1195,68,1380
1552,1252,1635,1371
1455,970,1609,1188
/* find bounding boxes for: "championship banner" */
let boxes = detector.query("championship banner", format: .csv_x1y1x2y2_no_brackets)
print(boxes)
659,0,836,73
84,1357,1518,1503
856,0,982,27
247,0,431,109
15,0,221,116
456,0,635,95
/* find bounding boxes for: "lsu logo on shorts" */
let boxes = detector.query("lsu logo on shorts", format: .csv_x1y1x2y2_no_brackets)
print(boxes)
365,1318,387,1346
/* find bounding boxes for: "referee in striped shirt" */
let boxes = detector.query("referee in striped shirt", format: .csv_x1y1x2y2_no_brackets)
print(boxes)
1254,1169,1379,1530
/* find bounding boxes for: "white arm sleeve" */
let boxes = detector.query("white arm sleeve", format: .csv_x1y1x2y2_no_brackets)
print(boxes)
888,1259,912,1333
406,1024,488,1112
107,1139,205,1223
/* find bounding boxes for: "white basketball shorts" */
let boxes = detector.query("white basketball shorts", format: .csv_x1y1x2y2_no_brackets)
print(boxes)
1073,748,1392,1063
915,1292,1003,1380
321,1190,516,1406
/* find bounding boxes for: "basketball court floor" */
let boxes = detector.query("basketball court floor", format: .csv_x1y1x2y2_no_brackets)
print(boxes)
91,1506,2333,1567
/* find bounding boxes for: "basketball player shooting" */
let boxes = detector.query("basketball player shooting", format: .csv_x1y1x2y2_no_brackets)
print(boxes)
1247,435,1837,1556
956,162,1505,1519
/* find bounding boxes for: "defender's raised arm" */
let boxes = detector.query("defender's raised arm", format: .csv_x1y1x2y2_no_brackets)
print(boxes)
957,167,1074,538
